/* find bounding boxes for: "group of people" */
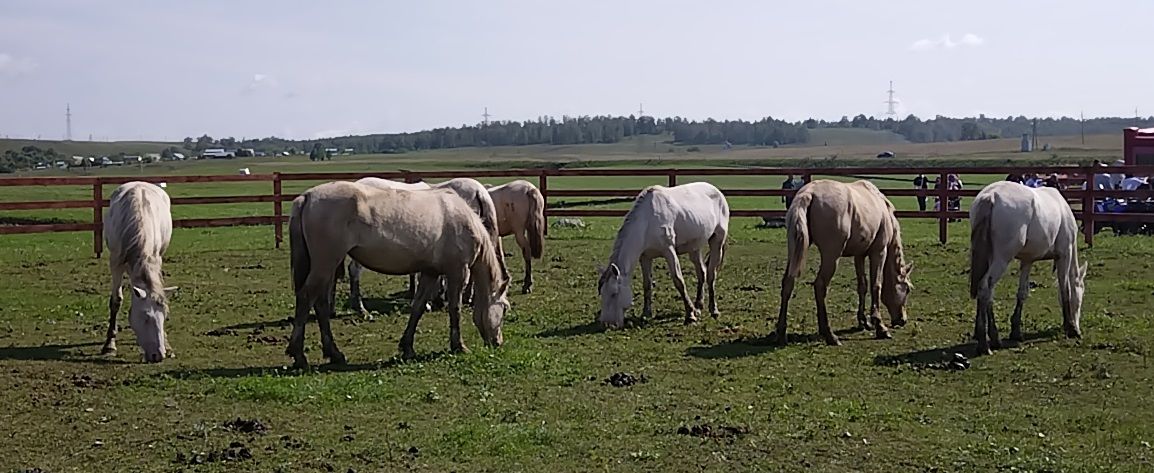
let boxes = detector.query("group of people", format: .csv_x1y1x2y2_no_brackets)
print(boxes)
1090,160,1150,192
912,173,963,214
1006,172,1064,189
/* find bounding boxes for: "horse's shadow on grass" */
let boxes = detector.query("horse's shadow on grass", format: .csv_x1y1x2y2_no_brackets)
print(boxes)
157,351,451,380
0,341,132,365
685,327,864,360
873,327,1063,369
212,291,415,332
535,312,682,338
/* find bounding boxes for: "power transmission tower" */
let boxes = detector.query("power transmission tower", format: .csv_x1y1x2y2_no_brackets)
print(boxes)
637,102,645,117
65,104,73,141
482,107,491,126
884,81,898,117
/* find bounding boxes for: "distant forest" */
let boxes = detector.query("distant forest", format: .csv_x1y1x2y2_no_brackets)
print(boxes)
181,114,1154,156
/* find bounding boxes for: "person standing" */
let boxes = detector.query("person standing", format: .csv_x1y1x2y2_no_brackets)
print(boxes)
913,173,929,211
782,174,798,209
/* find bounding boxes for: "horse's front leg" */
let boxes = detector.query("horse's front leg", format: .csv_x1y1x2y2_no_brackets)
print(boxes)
102,265,125,355
399,273,439,360
689,249,706,312
868,252,891,340
1010,260,1033,342
515,230,534,294
853,255,869,330
347,259,370,319
640,255,654,319
442,271,469,354
661,248,698,324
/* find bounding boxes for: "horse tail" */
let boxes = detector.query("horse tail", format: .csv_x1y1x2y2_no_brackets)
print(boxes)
526,184,545,259
289,194,311,293
969,195,994,299
784,190,812,279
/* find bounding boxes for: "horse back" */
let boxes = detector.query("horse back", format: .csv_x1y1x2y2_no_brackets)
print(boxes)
105,182,172,262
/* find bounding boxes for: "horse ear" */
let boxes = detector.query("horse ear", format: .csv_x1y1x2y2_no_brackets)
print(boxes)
132,286,147,299
163,286,179,298
904,263,915,275
1078,262,1088,279
608,263,621,278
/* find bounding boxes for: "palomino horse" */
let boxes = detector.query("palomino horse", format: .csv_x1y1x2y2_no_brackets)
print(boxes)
597,182,729,328
346,177,508,314
487,180,546,293
969,181,1086,355
288,181,510,367
776,179,913,346
102,181,174,362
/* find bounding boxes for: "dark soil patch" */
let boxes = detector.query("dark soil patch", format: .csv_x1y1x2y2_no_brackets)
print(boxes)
604,372,647,388
280,435,306,450
735,284,764,292
676,421,750,440
70,373,103,389
205,328,237,337
173,441,253,465
247,333,286,345
223,418,268,435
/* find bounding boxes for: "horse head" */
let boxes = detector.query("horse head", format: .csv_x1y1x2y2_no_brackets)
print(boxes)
882,261,914,327
597,263,631,328
128,285,173,363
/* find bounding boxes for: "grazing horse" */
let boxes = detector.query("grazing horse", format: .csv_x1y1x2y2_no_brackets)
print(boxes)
487,180,546,293
346,177,508,314
969,181,1086,355
288,181,510,367
776,179,913,346
102,181,174,362
597,182,729,328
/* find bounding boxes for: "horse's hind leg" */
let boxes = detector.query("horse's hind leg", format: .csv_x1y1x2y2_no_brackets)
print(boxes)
853,255,869,330
661,247,699,324
514,229,534,294
814,252,841,346
689,249,706,311
1009,260,1033,342
287,276,322,369
706,233,724,319
102,264,125,355
974,256,1012,354
347,259,369,318
868,251,891,340
775,271,795,345
314,278,346,365
399,273,439,359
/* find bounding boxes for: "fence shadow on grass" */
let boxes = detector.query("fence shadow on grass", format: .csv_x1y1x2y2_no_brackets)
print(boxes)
0,341,132,365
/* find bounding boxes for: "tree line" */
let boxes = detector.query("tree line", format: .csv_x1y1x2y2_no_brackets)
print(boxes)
807,114,1154,143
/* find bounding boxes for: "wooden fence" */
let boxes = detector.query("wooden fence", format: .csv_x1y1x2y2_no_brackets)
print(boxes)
2,165,1154,257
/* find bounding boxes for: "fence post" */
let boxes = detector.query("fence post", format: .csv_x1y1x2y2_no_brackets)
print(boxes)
668,169,677,187
539,171,549,236
273,172,283,249
1082,167,1095,248
938,172,949,244
93,178,103,258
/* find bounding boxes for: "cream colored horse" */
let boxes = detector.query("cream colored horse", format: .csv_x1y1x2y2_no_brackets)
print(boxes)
776,179,913,346
288,181,510,367
345,177,507,314
102,181,174,362
487,180,546,293
597,182,730,328
969,181,1086,355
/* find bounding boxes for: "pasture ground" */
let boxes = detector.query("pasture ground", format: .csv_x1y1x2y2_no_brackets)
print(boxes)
2,214,1153,472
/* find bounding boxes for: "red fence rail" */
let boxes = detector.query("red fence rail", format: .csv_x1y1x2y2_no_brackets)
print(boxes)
2,165,1154,257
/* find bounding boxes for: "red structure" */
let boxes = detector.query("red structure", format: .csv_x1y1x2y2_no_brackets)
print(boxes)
1123,127,1154,165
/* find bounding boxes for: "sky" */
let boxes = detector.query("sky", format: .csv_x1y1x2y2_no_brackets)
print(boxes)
1,0,1152,141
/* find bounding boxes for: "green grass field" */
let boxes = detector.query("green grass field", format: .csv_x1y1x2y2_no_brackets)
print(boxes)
2,140,1150,472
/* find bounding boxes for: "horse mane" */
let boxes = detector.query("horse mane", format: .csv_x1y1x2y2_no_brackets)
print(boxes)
115,186,167,303
609,186,657,264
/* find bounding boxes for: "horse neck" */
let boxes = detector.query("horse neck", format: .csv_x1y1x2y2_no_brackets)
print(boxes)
881,232,905,290
607,216,646,279
130,254,166,299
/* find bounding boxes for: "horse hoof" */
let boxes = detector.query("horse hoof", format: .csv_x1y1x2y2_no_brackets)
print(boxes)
291,359,310,370
328,352,347,365
521,286,532,295
165,351,176,359
451,345,470,354
640,310,653,319
100,345,116,356
710,310,720,319
824,336,842,346
875,330,892,340
1064,327,1082,339
1009,332,1024,342
989,338,1002,349
891,318,908,328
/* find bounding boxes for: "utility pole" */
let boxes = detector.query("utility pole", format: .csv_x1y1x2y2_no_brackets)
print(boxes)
1080,111,1085,145
1031,118,1038,151
884,81,898,117
65,104,73,141
482,107,491,127
637,102,645,117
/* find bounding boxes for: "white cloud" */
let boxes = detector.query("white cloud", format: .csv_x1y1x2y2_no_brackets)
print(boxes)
0,53,37,78
909,33,985,52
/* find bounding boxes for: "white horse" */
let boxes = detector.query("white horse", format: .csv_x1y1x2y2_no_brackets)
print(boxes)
289,181,510,367
487,180,546,293
969,181,1087,355
597,182,730,328
347,177,508,314
102,181,174,362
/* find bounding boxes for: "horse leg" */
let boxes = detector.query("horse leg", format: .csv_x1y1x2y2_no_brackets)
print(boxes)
443,270,469,354
776,267,796,345
868,250,891,340
315,278,345,365
640,255,655,319
102,264,125,355
690,249,706,311
1055,258,1082,339
347,259,369,319
661,248,699,324
974,256,1012,354
408,273,416,299
287,278,322,369
1009,260,1033,342
853,255,869,330
399,273,439,359
706,233,724,319
814,252,841,346
514,230,534,294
